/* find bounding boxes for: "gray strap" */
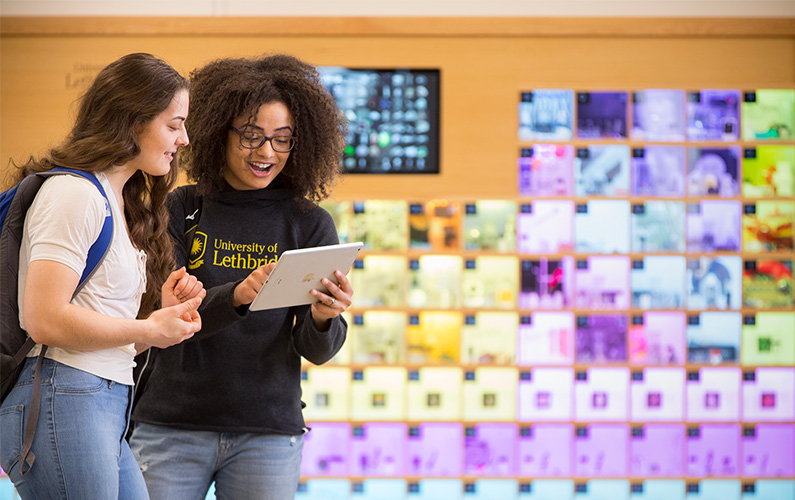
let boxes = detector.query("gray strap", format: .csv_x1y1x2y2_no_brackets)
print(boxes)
19,345,47,476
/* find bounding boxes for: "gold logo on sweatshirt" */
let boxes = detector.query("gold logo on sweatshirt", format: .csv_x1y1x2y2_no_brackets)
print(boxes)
188,231,207,269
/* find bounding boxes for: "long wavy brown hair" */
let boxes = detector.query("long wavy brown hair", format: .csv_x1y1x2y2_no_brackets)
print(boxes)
7,53,188,317
182,54,347,207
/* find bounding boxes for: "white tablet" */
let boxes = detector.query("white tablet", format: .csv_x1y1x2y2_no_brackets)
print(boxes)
249,242,364,311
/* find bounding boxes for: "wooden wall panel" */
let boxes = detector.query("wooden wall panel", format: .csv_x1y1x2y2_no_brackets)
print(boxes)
1,18,793,199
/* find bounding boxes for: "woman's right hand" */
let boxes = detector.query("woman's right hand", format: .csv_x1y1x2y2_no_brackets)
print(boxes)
232,263,276,307
144,296,203,348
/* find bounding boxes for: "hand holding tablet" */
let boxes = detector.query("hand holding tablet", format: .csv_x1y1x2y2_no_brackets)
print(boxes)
249,242,363,311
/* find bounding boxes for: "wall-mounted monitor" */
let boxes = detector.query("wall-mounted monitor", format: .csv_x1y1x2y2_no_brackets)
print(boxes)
318,67,441,174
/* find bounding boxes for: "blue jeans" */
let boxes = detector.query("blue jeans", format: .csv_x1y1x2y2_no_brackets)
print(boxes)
129,422,303,500
0,357,148,500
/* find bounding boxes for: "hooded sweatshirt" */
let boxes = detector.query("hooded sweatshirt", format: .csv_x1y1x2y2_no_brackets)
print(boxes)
131,182,346,434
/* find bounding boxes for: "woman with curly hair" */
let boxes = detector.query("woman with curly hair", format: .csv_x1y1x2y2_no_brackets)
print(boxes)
0,52,204,499
129,54,352,500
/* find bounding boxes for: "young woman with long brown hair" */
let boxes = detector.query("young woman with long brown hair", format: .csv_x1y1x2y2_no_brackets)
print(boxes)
0,52,205,499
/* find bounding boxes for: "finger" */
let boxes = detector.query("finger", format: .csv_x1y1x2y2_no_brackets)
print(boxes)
310,289,334,307
189,309,202,329
252,263,275,282
179,296,202,314
181,309,201,333
174,269,197,298
185,280,205,300
252,276,268,295
240,283,260,304
326,293,338,308
178,310,197,324
334,270,353,293
165,266,186,288
173,275,191,297
176,276,200,299
321,278,351,308
320,278,340,297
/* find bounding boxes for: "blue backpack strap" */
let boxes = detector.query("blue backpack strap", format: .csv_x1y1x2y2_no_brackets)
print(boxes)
45,167,114,290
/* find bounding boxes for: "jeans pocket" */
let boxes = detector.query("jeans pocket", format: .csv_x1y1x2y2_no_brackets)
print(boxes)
52,364,105,394
0,404,24,472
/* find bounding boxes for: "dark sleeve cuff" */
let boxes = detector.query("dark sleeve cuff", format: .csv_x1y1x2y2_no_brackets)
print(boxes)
189,279,248,340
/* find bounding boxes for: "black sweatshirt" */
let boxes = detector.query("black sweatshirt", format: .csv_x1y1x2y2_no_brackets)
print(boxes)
131,183,347,434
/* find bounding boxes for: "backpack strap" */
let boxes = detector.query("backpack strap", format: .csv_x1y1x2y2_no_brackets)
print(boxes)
42,168,114,288
17,167,113,475
18,344,46,475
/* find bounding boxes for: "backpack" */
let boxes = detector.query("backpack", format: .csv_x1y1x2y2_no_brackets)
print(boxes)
0,167,113,474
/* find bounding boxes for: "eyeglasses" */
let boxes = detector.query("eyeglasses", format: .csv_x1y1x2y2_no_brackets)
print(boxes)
230,127,297,152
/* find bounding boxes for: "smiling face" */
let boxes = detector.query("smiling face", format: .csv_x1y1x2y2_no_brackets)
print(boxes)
224,101,294,191
128,89,190,177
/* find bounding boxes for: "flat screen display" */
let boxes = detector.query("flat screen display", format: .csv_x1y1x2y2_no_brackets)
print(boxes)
318,67,441,174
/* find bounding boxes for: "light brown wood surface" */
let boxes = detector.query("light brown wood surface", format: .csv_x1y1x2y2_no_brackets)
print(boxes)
1,17,793,199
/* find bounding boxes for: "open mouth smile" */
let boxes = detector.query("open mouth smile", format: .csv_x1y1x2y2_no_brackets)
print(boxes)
249,161,274,176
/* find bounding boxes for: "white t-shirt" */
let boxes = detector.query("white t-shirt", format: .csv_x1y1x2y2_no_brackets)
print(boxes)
19,172,147,385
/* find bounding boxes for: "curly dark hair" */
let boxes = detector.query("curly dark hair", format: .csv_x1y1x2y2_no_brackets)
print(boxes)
183,54,347,205
7,53,188,317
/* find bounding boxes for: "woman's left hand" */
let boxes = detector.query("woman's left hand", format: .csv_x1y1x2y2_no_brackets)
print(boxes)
310,270,353,330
